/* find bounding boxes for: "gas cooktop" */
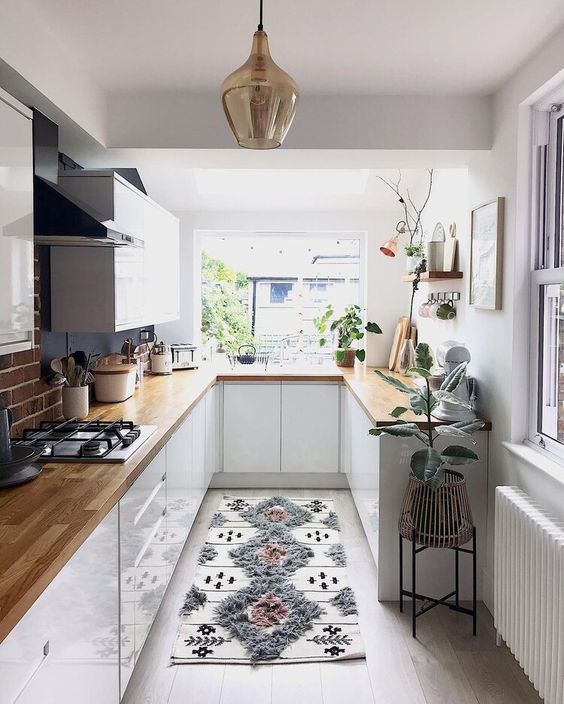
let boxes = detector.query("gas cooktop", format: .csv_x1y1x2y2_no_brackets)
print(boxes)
11,418,157,463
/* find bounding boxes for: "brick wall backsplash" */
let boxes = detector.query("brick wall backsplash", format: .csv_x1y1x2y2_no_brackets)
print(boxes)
0,247,62,436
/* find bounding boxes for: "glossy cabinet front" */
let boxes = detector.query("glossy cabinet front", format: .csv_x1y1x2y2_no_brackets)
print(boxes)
0,89,34,355
0,505,120,704
119,449,167,696
280,383,340,472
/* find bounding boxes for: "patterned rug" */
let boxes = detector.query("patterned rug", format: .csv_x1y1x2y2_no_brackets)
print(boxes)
171,496,365,664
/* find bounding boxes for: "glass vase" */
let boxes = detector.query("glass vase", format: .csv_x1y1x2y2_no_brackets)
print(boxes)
398,339,416,375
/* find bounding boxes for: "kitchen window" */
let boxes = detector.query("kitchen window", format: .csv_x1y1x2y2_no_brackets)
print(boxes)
270,282,294,304
531,104,564,458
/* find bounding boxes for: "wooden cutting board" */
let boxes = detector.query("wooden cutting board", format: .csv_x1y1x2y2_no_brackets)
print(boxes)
389,316,409,371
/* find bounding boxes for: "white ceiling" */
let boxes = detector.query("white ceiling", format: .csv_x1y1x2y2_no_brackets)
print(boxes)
139,167,438,212
30,0,564,96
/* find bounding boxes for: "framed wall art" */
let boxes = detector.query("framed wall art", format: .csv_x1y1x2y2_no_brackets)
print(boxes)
469,197,504,310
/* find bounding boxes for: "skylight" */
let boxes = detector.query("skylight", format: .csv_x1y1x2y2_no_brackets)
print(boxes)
194,169,370,196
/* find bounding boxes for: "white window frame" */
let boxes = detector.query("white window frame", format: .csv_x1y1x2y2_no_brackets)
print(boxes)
529,103,564,462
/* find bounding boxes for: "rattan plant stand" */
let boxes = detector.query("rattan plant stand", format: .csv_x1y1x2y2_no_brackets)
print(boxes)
398,469,477,638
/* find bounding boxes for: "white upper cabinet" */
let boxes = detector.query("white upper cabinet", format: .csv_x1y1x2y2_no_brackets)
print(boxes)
143,199,179,325
0,88,34,355
50,246,145,333
49,187,179,333
280,383,340,473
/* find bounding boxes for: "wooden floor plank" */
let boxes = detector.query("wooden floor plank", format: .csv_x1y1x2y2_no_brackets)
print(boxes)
271,663,323,704
123,488,542,704
220,665,272,704
320,660,374,704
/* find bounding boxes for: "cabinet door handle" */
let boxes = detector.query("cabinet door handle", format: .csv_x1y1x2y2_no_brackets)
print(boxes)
12,641,50,703
134,512,166,568
134,478,166,526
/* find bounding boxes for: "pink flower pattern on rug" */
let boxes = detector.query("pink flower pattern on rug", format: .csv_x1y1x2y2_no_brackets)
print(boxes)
256,542,289,566
264,505,289,522
248,592,289,628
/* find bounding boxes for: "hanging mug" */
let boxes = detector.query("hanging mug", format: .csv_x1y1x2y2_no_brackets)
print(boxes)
436,301,456,320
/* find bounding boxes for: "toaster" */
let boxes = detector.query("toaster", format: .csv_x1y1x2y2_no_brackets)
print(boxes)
171,344,199,370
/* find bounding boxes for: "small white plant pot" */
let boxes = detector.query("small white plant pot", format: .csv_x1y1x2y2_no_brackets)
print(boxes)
62,385,89,420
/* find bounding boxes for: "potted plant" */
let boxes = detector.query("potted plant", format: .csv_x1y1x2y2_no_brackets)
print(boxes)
314,304,382,367
369,343,484,546
404,242,425,274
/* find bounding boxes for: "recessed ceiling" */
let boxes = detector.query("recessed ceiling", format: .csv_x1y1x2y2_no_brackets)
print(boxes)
29,0,564,96
139,167,445,212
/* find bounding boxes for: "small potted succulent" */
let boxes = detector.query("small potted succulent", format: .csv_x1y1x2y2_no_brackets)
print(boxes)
314,304,382,367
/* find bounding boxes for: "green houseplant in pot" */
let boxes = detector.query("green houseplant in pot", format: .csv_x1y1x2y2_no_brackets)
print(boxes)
314,304,382,367
369,343,484,547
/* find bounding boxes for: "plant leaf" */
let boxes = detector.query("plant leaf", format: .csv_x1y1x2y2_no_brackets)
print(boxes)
365,321,382,334
415,342,434,371
390,406,409,418
409,393,428,416
407,366,432,378
369,423,422,438
410,447,443,485
433,390,472,409
319,338,327,347
356,349,366,362
374,370,413,395
440,445,479,465
450,419,485,434
440,361,468,392
434,425,476,441
335,350,345,362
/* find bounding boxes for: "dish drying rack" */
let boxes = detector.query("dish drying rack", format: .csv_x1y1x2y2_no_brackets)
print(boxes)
227,345,270,370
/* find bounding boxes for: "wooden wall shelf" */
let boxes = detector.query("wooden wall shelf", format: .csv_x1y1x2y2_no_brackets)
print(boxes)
402,271,463,283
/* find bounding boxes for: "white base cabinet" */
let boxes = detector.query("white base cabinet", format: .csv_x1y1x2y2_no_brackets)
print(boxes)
0,386,218,704
223,382,281,472
0,505,119,704
222,382,341,474
281,383,340,473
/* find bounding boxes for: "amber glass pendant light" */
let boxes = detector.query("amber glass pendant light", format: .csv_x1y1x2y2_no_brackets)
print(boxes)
221,0,299,149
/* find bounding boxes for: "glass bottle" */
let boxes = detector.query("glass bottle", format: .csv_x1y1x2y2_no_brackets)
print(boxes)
398,339,416,375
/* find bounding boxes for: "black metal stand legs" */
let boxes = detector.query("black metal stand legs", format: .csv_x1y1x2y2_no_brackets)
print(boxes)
399,527,477,638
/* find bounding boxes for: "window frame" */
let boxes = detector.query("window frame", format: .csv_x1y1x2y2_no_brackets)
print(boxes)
529,104,564,462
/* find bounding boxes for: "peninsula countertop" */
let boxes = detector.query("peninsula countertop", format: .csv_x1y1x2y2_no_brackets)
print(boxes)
0,362,490,641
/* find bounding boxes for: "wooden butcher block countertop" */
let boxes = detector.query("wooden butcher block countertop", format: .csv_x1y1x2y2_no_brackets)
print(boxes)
0,362,489,641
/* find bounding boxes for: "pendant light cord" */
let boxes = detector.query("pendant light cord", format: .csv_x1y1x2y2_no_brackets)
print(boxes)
258,0,264,30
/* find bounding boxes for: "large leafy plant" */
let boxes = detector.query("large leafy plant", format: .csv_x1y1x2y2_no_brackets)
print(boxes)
369,343,484,489
314,304,382,363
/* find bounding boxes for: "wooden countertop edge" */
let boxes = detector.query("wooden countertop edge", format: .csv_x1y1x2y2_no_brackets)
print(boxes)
0,366,490,642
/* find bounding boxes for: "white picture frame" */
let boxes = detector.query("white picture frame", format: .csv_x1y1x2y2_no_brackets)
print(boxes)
469,197,504,310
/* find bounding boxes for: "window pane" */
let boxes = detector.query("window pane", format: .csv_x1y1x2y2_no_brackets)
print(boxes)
539,284,563,441
270,282,293,304
200,235,361,361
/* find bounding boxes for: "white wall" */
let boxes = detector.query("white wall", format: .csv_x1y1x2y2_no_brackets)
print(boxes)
106,93,492,150
422,26,564,612
156,209,408,366
411,169,469,352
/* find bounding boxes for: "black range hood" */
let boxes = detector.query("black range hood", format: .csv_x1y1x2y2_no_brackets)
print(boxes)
33,110,147,247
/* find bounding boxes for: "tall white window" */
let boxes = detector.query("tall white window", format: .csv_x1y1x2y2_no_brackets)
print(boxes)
531,104,564,457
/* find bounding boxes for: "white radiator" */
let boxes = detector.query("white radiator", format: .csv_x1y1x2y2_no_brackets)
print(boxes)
495,486,564,704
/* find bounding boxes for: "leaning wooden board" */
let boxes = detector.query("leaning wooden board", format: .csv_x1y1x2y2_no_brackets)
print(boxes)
388,317,406,370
